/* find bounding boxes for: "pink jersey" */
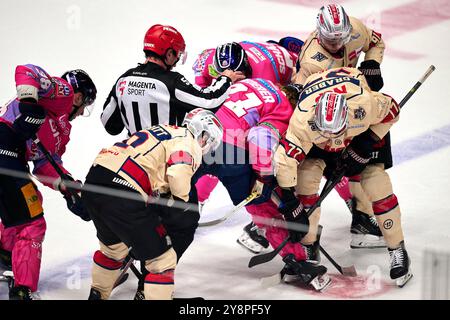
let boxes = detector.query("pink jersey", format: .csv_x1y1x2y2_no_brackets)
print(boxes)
193,42,298,88
216,78,293,176
0,64,74,188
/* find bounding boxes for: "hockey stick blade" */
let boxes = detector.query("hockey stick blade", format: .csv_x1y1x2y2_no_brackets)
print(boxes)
199,191,259,227
248,173,344,268
319,246,357,277
248,236,290,268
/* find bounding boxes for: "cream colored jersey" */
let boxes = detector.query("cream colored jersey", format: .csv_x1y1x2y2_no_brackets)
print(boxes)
276,67,399,188
293,16,385,85
93,125,202,202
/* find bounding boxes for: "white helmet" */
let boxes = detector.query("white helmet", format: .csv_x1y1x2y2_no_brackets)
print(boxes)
182,108,223,154
314,92,348,135
316,4,352,52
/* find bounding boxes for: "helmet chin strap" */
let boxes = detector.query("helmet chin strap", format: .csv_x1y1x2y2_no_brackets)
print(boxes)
69,105,81,121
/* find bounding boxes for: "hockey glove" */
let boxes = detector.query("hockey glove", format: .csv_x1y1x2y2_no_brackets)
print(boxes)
249,174,276,206
64,193,91,221
12,101,46,141
359,60,384,91
58,177,91,221
336,130,378,177
278,188,309,243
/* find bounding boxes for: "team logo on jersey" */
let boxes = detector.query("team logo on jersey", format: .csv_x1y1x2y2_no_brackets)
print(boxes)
118,80,126,96
311,52,328,62
350,33,361,41
354,106,366,120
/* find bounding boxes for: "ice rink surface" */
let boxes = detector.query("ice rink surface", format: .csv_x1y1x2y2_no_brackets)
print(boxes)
1,0,449,300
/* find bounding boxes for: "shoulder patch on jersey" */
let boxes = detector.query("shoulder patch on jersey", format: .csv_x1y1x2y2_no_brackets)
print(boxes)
354,106,366,120
311,52,328,62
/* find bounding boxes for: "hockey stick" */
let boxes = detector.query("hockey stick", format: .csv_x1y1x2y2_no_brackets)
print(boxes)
112,254,143,290
319,245,356,276
248,172,344,268
32,135,81,198
398,65,435,109
249,64,436,268
198,191,259,227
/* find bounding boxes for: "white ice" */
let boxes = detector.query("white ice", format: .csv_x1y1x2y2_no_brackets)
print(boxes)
0,0,449,300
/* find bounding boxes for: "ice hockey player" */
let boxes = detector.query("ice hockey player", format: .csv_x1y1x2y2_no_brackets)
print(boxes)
101,24,244,135
275,67,412,287
82,108,223,300
193,40,303,253
188,79,330,290
0,65,97,299
100,24,243,298
193,39,302,88
293,3,388,248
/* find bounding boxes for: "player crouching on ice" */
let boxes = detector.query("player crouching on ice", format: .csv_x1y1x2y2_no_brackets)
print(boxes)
81,108,223,300
189,78,331,291
275,67,412,287
0,65,96,300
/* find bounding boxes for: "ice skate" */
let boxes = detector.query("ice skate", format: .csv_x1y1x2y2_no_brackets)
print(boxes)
237,222,269,254
281,254,331,291
350,209,386,249
388,241,413,287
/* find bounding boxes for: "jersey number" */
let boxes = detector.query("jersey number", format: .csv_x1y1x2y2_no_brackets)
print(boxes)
223,83,262,117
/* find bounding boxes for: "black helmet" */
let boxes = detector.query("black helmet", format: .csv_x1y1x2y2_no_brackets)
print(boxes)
213,42,252,77
62,69,97,106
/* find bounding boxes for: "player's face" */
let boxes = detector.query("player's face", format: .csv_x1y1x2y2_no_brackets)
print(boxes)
70,92,88,120
320,37,345,53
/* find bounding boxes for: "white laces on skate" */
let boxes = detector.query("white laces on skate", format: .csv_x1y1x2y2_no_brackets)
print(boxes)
369,216,379,228
389,247,405,268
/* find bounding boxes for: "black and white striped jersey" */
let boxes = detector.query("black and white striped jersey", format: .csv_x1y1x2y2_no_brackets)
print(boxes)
101,62,232,136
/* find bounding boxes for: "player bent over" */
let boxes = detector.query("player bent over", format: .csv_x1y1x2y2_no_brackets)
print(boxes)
293,3,389,248
276,67,412,287
0,65,96,299
81,109,223,300
192,40,303,252
189,79,330,290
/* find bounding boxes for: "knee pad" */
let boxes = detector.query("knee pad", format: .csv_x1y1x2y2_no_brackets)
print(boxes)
145,247,177,274
99,241,128,262
144,248,176,300
93,250,123,271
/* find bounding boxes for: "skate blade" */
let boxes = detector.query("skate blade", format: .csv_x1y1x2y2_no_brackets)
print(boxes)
395,271,413,288
350,234,387,249
0,271,14,284
236,237,265,254
310,274,332,292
